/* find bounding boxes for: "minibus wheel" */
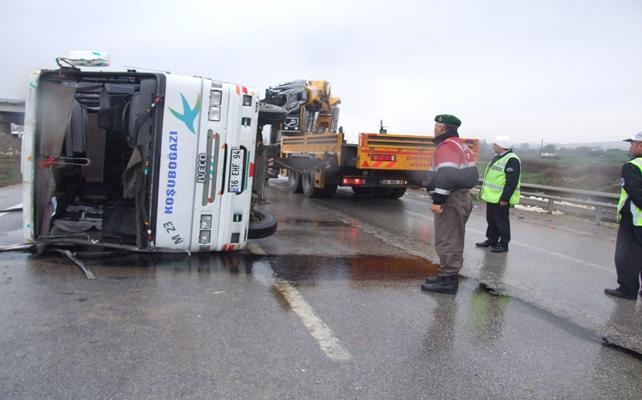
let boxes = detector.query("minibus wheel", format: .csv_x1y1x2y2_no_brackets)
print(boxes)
248,209,278,239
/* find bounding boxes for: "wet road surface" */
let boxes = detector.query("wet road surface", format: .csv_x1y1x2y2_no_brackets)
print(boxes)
256,179,642,355
1,182,641,399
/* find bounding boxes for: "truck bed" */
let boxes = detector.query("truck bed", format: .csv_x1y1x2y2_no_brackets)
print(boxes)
280,132,478,170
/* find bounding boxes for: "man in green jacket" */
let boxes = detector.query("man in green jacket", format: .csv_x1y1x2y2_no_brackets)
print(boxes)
605,131,642,300
476,136,521,253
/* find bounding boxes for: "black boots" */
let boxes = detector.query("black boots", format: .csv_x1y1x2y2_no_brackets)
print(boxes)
476,240,509,253
421,275,458,294
604,287,638,300
475,240,496,248
490,243,508,253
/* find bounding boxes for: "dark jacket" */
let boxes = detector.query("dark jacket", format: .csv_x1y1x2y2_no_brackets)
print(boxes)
427,132,479,205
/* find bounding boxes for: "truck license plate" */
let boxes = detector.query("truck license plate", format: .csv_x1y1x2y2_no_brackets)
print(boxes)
228,148,244,193
379,179,404,185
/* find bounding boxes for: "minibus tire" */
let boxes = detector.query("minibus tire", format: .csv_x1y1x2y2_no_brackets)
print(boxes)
248,210,278,239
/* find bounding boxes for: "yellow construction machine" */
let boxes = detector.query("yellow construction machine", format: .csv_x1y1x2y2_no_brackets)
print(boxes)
260,80,478,198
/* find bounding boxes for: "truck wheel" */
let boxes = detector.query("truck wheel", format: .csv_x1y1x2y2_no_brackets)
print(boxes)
302,172,324,198
248,209,278,239
320,184,337,198
351,186,370,195
372,188,394,198
389,188,406,199
288,172,303,193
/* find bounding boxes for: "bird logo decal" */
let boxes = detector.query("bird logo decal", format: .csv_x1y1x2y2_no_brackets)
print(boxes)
169,93,202,134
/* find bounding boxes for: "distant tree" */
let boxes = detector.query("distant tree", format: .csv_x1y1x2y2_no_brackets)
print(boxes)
542,144,557,153
574,146,591,156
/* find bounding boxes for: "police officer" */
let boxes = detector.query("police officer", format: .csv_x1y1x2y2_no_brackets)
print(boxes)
476,136,521,253
604,131,642,300
421,114,479,294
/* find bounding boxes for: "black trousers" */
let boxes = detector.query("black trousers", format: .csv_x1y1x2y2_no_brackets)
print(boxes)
614,213,642,295
485,202,510,245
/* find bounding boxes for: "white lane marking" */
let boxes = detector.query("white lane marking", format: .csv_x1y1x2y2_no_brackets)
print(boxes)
0,203,22,218
274,280,352,362
249,243,352,362
403,209,612,272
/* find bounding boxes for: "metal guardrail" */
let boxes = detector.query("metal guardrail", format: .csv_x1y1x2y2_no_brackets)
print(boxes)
475,182,619,225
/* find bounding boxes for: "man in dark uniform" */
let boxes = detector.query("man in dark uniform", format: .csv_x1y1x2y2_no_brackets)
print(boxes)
421,114,479,294
476,136,521,253
605,131,642,300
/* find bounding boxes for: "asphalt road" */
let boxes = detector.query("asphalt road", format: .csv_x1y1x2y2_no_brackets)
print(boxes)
1,181,641,399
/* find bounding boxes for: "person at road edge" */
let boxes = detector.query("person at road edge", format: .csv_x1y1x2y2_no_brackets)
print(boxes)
422,114,479,294
605,131,642,300
476,136,521,253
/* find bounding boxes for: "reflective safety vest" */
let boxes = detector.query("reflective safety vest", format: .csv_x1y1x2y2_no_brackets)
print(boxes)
480,152,521,205
617,157,642,226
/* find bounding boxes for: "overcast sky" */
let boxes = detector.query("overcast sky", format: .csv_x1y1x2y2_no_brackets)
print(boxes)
2,0,641,144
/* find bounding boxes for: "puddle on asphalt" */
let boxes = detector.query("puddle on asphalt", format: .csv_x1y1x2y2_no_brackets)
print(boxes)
248,254,439,284
20,251,440,285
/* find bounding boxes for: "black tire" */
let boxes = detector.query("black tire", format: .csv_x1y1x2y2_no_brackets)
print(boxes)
371,187,394,198
288,171,303,193
248,209,278,239
320,184,337,198
389,188,406,199
351,186,370,195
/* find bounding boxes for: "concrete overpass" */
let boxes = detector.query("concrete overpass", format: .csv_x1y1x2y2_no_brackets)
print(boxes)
0,98,25,135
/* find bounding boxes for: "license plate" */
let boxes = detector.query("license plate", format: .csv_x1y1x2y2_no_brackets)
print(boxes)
379,179,404,185
228,148,245,193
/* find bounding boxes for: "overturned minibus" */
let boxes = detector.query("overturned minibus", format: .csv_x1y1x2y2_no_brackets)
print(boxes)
21,51,275,253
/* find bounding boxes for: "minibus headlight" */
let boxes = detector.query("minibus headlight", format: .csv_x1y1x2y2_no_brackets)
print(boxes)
210,90,222,106
200,214,212,229
209,106,221,122
199,230,211,244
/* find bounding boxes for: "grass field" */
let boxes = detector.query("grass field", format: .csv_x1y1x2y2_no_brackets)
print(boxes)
0,133,22,188
0,154,21,188
478,153,627,193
